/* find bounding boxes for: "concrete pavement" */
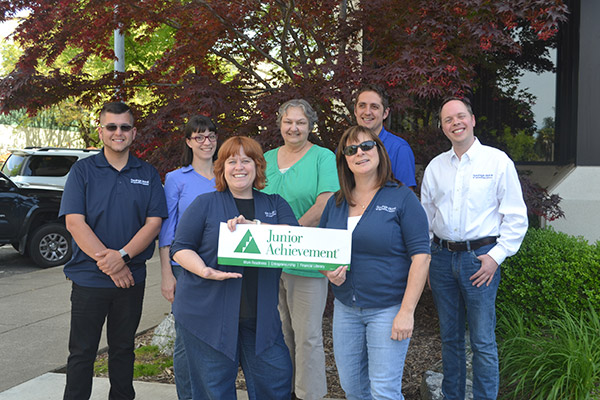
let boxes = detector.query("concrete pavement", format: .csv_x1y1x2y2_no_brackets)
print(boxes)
0,252,340,400
0,252,179,398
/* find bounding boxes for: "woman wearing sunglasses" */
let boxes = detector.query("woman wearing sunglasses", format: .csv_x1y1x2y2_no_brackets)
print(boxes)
158,115,218,400
319,125,431,399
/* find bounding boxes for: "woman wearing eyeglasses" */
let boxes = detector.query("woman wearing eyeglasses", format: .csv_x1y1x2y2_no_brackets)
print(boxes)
319,125,431,399
158,115,218,400
262,99,339,400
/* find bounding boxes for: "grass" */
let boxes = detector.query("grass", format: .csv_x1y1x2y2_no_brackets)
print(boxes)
497,302,600,400
94,345,173,379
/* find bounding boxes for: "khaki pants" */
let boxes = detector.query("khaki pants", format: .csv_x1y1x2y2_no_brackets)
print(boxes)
279,272,328,400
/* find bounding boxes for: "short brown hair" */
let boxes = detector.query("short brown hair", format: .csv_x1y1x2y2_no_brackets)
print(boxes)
214,136,267,191
352,84,390,111
334,126,399,207
437,96,474,128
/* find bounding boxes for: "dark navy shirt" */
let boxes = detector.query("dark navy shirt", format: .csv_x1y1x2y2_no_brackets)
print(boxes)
170,189,298,361
319,182,430,308
59,150,167,288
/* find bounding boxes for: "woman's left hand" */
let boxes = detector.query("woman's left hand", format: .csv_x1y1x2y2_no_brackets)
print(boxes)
227,215,257,231
320,265,348,286
391,310,414,341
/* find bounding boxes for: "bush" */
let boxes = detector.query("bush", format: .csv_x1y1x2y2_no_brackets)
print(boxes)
497,228,600,322
498,303,600,400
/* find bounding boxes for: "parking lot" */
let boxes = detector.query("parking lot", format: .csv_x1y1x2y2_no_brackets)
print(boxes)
0,245,41,278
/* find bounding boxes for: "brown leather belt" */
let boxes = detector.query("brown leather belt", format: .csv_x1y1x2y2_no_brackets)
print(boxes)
433,235,497,252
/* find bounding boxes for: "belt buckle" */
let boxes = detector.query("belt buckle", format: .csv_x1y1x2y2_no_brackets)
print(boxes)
445,240,455,251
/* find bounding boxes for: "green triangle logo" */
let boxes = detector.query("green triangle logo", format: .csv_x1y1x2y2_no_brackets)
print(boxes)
234,229,261,254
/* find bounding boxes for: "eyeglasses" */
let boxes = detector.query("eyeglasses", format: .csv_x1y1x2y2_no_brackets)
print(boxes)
190,133,218,143
101,124,134,132
342,140,377,156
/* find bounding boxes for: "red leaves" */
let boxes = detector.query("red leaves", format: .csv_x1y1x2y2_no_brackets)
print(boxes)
479,36,493,51
0,0,569,174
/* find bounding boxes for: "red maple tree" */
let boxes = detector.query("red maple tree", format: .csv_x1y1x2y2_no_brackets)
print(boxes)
0,0,567,177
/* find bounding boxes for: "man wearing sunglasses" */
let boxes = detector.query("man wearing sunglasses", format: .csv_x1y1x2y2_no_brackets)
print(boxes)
59,101,167,400
421,97,527,400
353,84,416,188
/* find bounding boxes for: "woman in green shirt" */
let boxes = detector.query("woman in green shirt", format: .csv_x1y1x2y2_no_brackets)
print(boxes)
262,99,339,400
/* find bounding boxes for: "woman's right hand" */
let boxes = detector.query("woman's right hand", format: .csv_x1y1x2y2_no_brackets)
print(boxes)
320,265,348,286
173,249,242,281
161,273,177,303
198,265,243,281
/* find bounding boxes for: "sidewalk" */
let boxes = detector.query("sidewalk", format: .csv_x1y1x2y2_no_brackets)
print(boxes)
0,253,175,397
0,253,341,400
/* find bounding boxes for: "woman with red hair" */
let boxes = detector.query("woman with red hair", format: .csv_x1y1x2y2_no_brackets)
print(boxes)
170,136,297,399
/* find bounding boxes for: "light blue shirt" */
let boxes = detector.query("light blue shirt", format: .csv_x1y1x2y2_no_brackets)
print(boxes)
158,165,216,249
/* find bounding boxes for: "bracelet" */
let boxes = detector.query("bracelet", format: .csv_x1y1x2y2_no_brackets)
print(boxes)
254,219,261,225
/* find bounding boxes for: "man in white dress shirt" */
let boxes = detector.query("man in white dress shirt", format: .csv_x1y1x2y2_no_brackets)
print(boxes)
420,97,528,400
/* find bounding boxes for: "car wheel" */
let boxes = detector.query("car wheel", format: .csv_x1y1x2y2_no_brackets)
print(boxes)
28,223,72,268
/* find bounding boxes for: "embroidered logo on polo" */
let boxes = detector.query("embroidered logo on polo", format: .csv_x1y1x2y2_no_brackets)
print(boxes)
234,230,261,254
375,205,397,213
264,210,277,218
130,178,150,186
472,173,493,179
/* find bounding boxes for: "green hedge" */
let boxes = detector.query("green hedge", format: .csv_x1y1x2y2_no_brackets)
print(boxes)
497,228,600,322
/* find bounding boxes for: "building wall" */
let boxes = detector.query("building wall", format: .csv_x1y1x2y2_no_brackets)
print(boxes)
546,166,600,243
0,124,85,155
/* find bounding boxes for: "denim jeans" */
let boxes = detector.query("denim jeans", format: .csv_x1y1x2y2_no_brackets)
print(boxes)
63,282,145,400
171,266,192,400
332,299,410,400
429,242,500,400
177,318,292,400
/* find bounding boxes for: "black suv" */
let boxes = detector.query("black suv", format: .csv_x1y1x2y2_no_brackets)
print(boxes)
0,171,72,268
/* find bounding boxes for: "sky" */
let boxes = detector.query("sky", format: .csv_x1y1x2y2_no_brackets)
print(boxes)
518,49,557,129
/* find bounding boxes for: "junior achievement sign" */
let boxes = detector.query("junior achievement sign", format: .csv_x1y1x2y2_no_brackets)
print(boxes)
217,223,351,271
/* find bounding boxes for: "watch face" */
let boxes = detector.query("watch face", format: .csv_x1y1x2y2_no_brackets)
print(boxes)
119,249,131,263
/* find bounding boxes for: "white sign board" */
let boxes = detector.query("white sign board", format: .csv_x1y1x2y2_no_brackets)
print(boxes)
217,223,351,271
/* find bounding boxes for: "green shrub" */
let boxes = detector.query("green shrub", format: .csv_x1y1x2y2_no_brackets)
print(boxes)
498,302,600,399
497,227,600,322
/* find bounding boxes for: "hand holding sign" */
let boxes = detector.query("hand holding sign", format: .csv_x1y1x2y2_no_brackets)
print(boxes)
320,265,348,286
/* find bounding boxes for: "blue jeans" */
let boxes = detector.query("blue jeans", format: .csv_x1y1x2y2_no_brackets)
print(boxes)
177,318,292,400
63,282,145,400
172,265,192,400
429,242,500,400
332,299,410,400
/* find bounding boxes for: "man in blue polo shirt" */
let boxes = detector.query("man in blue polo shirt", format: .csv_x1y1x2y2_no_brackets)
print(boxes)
59,102,167,400
353,84,417,188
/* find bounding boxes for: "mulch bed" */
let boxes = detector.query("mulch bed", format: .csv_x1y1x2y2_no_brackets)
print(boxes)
96,287,441,399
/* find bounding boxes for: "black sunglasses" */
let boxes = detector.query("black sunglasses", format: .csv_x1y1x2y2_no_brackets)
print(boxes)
101,124,134,132
343,140,377,156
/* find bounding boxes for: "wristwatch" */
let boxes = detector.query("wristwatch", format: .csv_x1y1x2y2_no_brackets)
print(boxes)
119,248,131,264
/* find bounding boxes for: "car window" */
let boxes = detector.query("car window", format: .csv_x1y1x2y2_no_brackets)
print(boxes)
25,155,78,177
1,154,26,177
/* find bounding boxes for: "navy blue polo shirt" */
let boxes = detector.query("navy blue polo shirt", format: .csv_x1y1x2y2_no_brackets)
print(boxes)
319,182,430,308
59,150,167,288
